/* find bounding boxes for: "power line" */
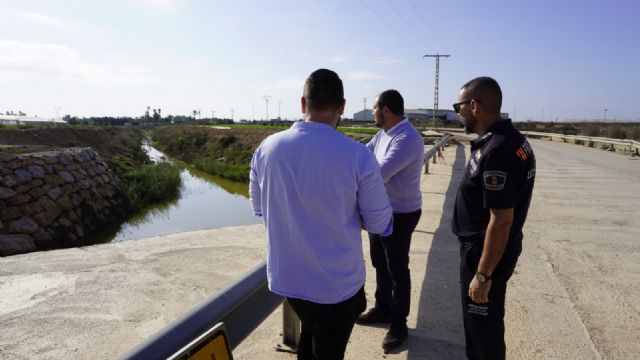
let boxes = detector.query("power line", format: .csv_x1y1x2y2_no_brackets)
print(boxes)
383,0,431,49
408,0,443,48
358,0,422,53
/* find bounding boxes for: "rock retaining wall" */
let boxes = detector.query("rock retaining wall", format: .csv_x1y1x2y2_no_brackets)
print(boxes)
0,148,125,256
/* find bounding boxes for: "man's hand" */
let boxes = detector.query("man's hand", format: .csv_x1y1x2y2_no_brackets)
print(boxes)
468,276,491,303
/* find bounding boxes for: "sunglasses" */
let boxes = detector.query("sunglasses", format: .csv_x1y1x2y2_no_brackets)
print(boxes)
453,99,480,113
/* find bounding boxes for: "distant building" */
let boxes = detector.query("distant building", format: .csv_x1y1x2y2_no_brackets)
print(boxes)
405,108,460,122
353,109,374,122
0,115,68,126
352,108,509,124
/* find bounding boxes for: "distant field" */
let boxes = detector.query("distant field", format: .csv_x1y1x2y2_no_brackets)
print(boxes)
225,123,381,135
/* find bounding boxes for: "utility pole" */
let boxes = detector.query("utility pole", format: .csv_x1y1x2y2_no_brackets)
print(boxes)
263,95,272,121
252,105,255,121
363,98,367,121
230,108,234,121
423,54,450,129
604,109,608,122
278,101,282,120
211,110,215,119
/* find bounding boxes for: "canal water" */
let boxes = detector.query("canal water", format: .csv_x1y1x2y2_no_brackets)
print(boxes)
102,143,261,242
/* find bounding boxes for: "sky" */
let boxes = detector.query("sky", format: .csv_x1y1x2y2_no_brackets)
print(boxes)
1,0,639,122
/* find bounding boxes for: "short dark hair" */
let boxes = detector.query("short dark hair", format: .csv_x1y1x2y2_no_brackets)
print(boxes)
461,77,502,115
303,69,345,111
377,89,404,116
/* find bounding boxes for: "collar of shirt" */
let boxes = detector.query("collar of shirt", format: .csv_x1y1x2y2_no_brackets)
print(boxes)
384,117,409,136
471,118,512,150
292,120,337,132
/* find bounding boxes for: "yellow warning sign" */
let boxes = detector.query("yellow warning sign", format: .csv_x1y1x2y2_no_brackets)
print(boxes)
169,322,233,360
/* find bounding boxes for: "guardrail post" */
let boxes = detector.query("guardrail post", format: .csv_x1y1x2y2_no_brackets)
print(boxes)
282,300,301,350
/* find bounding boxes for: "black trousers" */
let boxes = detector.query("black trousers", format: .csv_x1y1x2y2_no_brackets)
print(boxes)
459,240,519,360
369,210,422,329
286,287,366,360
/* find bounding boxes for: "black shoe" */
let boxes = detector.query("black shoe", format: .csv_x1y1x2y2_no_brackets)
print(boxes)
355,307,391,325
382,325,408,353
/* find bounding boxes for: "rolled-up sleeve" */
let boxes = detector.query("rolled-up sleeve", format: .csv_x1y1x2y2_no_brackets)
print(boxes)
357,152,393,236
249,148,262,217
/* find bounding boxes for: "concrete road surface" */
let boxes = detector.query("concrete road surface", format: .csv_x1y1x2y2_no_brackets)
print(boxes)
1,139,638,359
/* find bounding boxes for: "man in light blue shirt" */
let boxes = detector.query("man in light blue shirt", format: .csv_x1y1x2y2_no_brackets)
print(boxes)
250,69,393,360
356,89,424,353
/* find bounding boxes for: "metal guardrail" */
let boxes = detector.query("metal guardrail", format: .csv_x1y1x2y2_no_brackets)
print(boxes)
120,263,282,360
424,134,451,174
120,134,453,359
522,131,640,155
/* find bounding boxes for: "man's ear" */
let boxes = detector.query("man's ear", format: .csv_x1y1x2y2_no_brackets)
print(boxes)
337,98,346,115
469,99,479,116
301,97,307,114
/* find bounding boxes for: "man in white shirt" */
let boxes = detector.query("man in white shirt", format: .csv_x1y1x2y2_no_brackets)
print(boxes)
250,69,393,359
356,90,424,353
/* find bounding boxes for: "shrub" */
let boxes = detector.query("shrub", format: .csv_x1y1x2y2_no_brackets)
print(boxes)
605,126,625,139
193,158,250,183
122,162,181,212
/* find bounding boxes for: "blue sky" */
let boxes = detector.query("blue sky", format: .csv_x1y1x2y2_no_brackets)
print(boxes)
1,0,639,121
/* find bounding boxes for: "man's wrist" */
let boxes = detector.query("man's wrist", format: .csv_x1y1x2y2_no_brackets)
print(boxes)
475,271,492,283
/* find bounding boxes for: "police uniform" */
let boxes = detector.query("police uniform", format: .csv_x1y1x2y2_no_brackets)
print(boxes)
452,119,536,360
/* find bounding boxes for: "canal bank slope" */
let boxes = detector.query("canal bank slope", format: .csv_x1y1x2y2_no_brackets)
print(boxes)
1,140,639,359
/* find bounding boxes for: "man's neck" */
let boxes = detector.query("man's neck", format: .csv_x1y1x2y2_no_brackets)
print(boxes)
476,116,501,136
383,116,404,132
305,114,338,128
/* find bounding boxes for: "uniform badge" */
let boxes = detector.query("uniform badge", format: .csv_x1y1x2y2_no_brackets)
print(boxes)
483,171,507,191
475,149,482,160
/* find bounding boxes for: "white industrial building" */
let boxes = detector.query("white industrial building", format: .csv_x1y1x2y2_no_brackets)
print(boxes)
0,115,68,126
352,109,373,122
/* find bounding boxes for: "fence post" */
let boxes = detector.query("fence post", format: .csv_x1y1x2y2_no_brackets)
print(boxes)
282,301,301,349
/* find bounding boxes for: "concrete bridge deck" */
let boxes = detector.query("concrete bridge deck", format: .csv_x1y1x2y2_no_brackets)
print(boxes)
1,139,638,359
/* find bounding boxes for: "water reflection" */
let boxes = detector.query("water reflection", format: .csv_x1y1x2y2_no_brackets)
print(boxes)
106,143,261,242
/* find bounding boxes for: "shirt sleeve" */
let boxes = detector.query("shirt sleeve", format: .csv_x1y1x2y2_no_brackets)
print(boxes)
365,134,375,152
378,134,422,183
357,151,393,236
481,147,519,209
249,148,263,217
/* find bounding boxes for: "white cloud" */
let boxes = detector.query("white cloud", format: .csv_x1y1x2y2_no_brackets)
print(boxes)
330,55,348,63
347,71,384,81
250,78,304,91
0,40,147,83
137,0,183,12
0,9,69,28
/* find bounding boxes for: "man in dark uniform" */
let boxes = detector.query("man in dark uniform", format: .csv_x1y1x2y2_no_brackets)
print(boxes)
451,77,536,360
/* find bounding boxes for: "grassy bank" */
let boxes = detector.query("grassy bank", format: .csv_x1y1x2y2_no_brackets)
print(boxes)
148,126,262,183
121,162,182,212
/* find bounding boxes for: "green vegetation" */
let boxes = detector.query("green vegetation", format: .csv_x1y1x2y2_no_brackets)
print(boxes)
121,162,182,212
148,126,257,183
338,127,380,135
226,123,291,131
193,160,250,182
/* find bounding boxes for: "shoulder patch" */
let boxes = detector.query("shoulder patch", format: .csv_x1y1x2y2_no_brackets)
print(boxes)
483,171,507,191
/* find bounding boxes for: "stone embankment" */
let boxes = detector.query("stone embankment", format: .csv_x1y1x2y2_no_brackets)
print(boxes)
0,148,124,256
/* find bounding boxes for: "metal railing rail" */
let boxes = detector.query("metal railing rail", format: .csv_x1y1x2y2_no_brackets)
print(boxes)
120,263,282,360
522,131,640,155
424,134,451,174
